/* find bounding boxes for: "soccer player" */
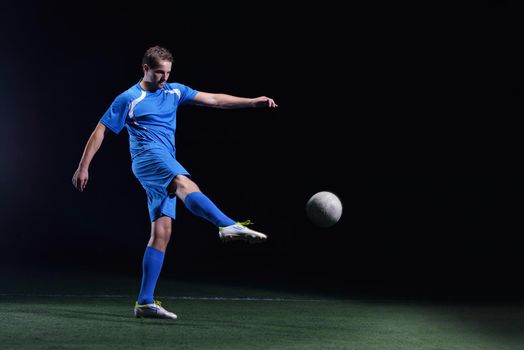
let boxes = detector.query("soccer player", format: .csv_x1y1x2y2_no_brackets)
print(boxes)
72,45,277,320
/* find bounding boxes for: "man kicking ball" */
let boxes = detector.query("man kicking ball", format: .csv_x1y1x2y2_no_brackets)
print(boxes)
72,45,277,319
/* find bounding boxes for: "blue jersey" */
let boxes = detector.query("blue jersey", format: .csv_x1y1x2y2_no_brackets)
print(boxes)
100,82,198,158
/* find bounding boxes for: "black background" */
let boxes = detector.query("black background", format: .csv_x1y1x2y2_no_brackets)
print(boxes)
1,1,523,295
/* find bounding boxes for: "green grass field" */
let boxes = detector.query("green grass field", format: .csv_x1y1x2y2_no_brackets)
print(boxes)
1,266,523,349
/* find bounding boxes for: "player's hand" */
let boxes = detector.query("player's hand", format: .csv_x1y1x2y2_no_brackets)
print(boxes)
252,96,278,108
72,167,89,192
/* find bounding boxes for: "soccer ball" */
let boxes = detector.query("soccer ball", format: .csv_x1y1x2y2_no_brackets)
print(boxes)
305,191,343,228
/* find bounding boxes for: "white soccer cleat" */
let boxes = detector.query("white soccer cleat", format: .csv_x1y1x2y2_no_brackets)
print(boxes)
218,220,267,244
134,300,177,320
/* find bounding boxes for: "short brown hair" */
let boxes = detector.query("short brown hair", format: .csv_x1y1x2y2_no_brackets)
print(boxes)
142,46,174,69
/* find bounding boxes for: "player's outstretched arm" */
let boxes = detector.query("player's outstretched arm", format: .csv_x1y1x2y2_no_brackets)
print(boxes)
72,122,109,192
191,92,278,109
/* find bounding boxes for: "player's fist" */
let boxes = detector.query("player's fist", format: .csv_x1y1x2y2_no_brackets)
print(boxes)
252,96,278,108
72,167,89,192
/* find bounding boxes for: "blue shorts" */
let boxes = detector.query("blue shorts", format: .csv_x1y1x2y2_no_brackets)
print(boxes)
131,148,190,222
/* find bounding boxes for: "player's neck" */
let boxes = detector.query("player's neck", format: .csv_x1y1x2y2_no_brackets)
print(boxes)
140,79,158,92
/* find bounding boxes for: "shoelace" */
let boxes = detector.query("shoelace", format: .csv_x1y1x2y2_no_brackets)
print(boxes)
237,220,253,227
135,300,163,308
218,220,254,231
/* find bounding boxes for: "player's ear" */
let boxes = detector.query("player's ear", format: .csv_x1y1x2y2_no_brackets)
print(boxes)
142,64,150,74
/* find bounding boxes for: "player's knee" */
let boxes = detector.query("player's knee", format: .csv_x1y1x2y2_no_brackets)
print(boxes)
177,176,199,193
151,227,171,245
151,217,172,241
168,175,199,198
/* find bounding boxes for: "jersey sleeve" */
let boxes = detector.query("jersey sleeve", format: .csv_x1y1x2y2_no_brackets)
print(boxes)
169,83,198,106
99,94,129,134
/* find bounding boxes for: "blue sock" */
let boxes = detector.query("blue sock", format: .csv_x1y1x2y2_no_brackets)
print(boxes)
137,246,165,305
184,192,236,227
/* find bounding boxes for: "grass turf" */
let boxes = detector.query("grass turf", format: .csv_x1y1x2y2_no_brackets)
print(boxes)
1,268,524,349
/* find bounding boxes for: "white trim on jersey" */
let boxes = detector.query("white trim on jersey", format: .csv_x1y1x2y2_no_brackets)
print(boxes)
128,91,147,118
165,88,181,98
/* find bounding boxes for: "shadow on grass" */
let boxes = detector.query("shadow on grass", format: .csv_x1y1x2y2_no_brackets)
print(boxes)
48,308,179,326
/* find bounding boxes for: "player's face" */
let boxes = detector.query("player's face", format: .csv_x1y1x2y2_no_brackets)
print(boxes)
146,60,172,88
